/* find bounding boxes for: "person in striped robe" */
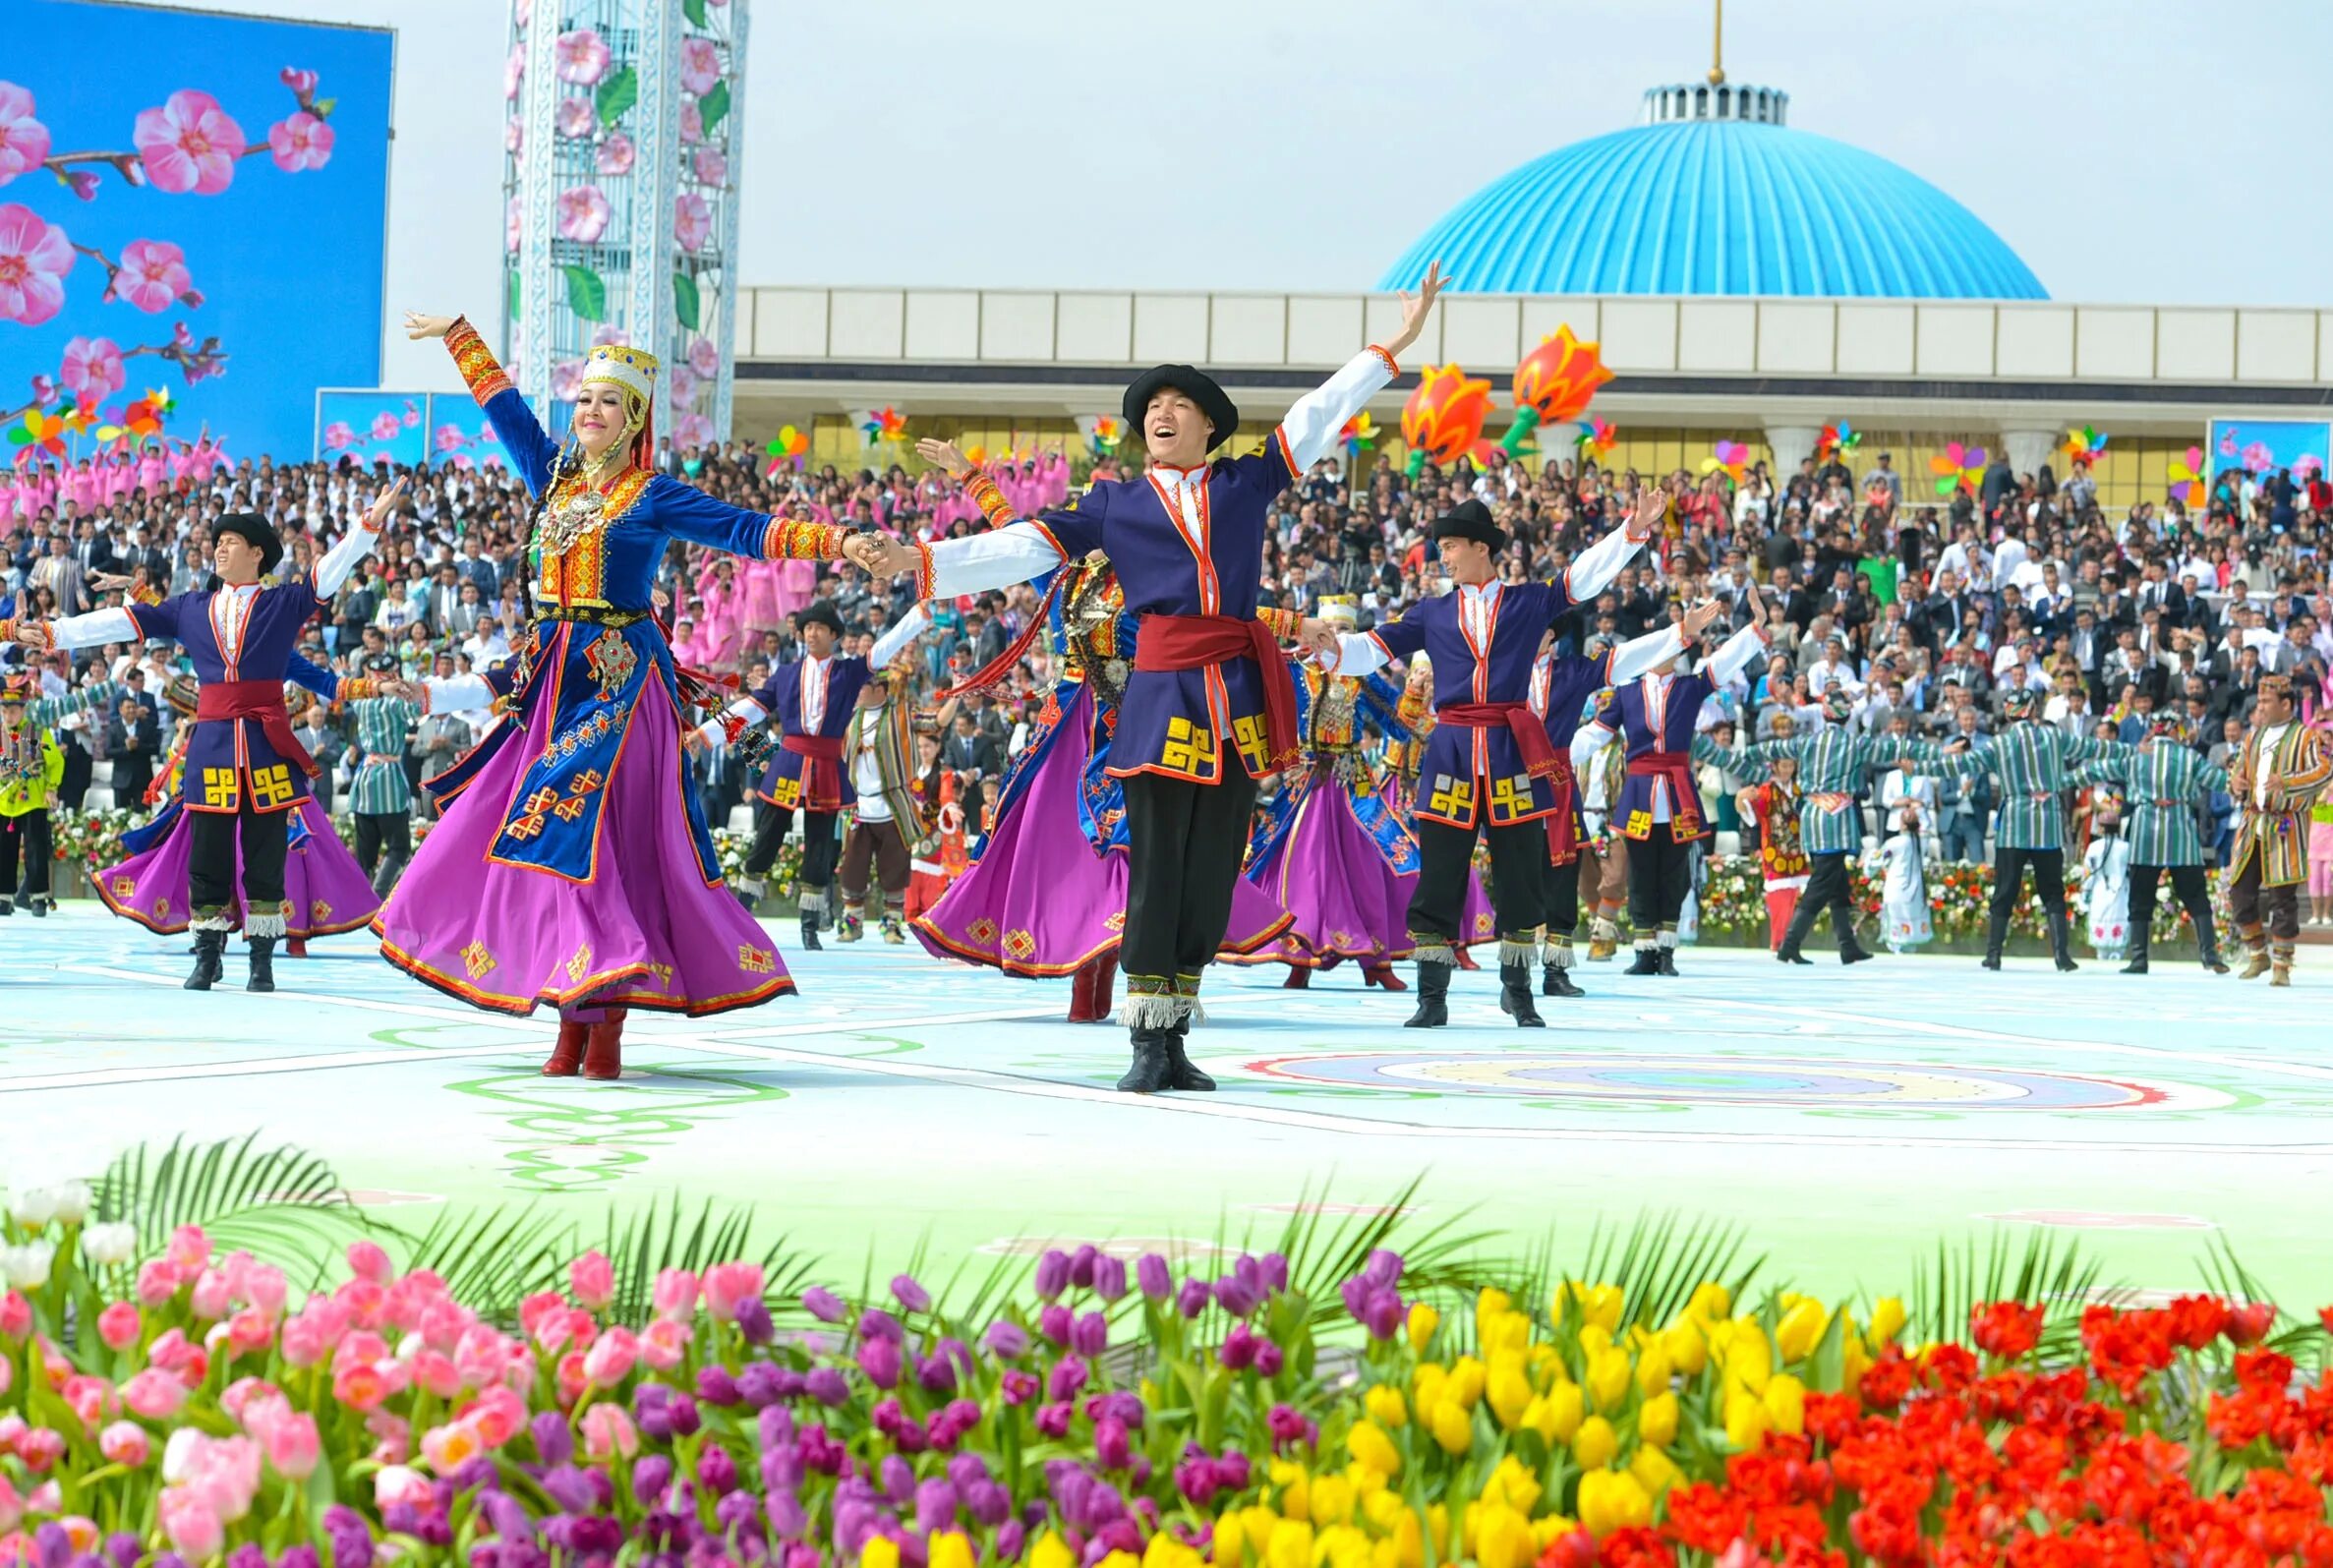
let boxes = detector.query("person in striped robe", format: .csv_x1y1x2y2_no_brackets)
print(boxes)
2226,675,2333,986
1955,688,2122,972
2068,719,2230,975
1693,686,1968,964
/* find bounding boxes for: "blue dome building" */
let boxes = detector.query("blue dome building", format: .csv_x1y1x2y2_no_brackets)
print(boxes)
1378,81,2045,300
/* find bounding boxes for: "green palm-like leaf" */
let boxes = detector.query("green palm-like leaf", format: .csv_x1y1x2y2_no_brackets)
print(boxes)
91,1134,373,1292
1905,1227,2111,1361
591,1193,820,1325
1490,1211,1763,1349
391,1202,576,1315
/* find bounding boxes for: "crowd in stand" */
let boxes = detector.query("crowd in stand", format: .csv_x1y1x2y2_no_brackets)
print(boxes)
4,434,2331,917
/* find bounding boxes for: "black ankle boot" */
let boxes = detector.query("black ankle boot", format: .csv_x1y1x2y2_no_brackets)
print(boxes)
1116,1028,1171,1093
1163,1028,1215,1092
799,907,822,952
1404,959,1451,1028
2121,928,2149,974
1541,963,1584,998
2048,908,2078,972
246,936,277,993
185,928,227,991
1981,909,2009,970
1624,946,1661,975
2199,929,2228,973
1655,946,1678,976
1497,961,1545,1027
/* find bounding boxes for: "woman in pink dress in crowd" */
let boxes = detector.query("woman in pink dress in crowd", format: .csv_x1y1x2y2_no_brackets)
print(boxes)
137,443,169,495
693,554,746,667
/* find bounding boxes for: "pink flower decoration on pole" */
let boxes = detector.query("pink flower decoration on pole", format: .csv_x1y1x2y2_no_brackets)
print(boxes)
691,147,729,187
0,83,51,189
674,411,714,450
679,38,723,95
0,203,76,325
550,360,585,402
669,364,698,406
590,325,630,347
555,98,594,140
554,29,612,86
595,131,635,177
134,90,247,195
674,193,712,252
556,185,612,244
503,44,527,102
504,195,521,255
679,101,703,145
60,337,125,403
114,240,193,313
265,111,334,172
370,411,400,441
504,118,524,156
687,337,719,379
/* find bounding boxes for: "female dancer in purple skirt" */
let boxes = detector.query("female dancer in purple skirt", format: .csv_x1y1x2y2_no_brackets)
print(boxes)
384,313,876,1079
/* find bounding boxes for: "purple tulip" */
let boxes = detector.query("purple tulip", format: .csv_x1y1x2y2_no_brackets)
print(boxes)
1266,1403,1317,1452
669,1392,702,1437
767,1486,810,1540
1069,1244,1099,1289
1175,1455,1220,1508
880,1455,917,1505
891,1274,932,1313
1001,1368,1039,1405
801,1286,848,1323
539,1466,595,1514
785,1544,823,1568
984,1319,1030,1360
1092,1253,1128,1302
1093,1417,1133,1471
1033,1249,1072,1301
740,1366,789,1415
804,1367,849,1406
1088,1390,1144,1429
699,1442,739,1496
634,1455,675,1506
1254,1340,1284,1378
1071,1310,1109,1358
150,1557,192,1568
636,1384,677,1441
1233,1254,1264,1296
947,1453,991,1492
1176,1279,1211,1319
1261,1252,1290,1292
1339,1276,1371,1322
967,1479,1013,1528
1361,1289,1403,1343
106,1536,144,1568
917,1354,958,1395
1048,1354,1090,1402
914,1479,960,1533
997,1523,1027,1563
1034,1401,1073,1438
1217,1448,1252,1490
697,1366,742,1407
735,1295,777,1344
1219,1323,1258,1371
226,1546,267,1568
858,1307,905,1343
278,1548,321,1568
1214,1276,1259,1318
1137,1253,1172,1302
801,1424,847,1475
532,1409,574,1466
1362,1248,1404,1290
717,1486,761,1531
858,1336,903,1389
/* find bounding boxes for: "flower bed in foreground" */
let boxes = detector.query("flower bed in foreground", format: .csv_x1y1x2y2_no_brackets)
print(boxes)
2,1204,2331,1566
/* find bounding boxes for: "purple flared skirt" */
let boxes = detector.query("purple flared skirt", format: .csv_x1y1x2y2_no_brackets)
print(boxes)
374,675,793,1017
913,685,1292,976
94,797,380,938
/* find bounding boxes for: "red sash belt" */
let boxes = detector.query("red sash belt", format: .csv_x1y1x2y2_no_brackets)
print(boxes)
195,679,318,779
783,732,846,811
1535,757,1580,860
1627,748,1704,839
1133,613,1300,771
1439,702,1564,778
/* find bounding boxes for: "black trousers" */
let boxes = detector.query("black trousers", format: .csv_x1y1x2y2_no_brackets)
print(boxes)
1410,816,1546,948
1121,770,1258,982
2129,862,2217,955
1543,846,1581,940
188,805,289,920
59,745,90,811
1779,850,1859,954
353,811,412,879
1625,826,1695,933
1990,846,2069,919
0,809,53,901
744,801,839,888
2229,854,2301,942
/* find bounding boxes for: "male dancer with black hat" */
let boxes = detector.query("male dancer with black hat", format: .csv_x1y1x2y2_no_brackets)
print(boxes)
699,599,930,949
1951,686,2122,972
854,266,1447,1089
1309,494,1701,1024
9,487,401,988
2068,719,2232,975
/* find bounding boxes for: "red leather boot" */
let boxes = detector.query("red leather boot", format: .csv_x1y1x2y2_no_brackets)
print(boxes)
1066,959,1101,1022
582,1009,627,1080
1364,964,1408,991
542,1018,588,1076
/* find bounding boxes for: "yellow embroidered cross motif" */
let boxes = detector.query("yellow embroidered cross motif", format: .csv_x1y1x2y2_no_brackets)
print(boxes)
1102,912,1125,931
966,916,999,946
1488,773,1535,821
583,628,638,700
565,943,594,982
1626,808,1654,837
201,767,238,809
1427,774,1475,818
460,940,497,980
645,962,673,989
764,775,801,809
1159,716,1218,775
1231,714,1270,774
310,900,331,925
552,768,605,823
153,897,172,922
248,764,295,811
503,786,561,842
1004,929,1037,959
738,946,775,973
111,876,134,899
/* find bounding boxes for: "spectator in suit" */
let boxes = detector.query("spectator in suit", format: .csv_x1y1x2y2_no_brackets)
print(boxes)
456,535,500,602
106,695,159,806
28,535,85,619
942,708,1001,826
422,562,468,640
1935,704,1993,863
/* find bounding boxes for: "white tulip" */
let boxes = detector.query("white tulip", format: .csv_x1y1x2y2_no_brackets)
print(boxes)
6,1189,58,1229
50,1183,91,1225
162,1425,200,1482
81,1222,137,1267
0,1241,56,1289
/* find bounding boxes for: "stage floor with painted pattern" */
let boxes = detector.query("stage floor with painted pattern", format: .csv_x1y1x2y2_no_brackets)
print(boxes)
7,904,2327,1302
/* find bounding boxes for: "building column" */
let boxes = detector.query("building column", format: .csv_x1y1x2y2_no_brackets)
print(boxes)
2001,429,2059,483
1764,424,1823,478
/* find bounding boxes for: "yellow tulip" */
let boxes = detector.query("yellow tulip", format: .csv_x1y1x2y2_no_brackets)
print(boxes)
928,1535,975,1568
1629,1444,1682,1499
1445,1357,1487,1411
1776,1299,1829,1365
1098,1553,1140,1568
1264,1520,1313,1568
1528,1516,1579,1552
1393,1510,1426,1568
1841,1334,1873,1394
1318,1527,1371,1568
1659,1320,1708,1376
1429,1395,1473,1455
1311,1474,1356,1528
1474,1505,1533,1568
1031,1533,1076,1568
1369,1543,1400,1568
1584,1348,1632,1414
1146,1541,1206,1568
1763,1373,1806,1436
1364,1385,1407,1430
1347,1422,1401,1481
1270,1463,1310,1524
1570,1415,1617,1470
1428,1503,1453,1557
1633,1341,1672,1397
1723,1390,1772,1450
1686,1283,1731,1321
1407,1302,1439,1355
1722,1334,1772,1398
1476,1286,1511,1322
1479,1456,1542,1517
1869,1297,1907,1346
1637,1390,1679,1447
1480,1309,1530,1357
1363,1490,1405,1534
1486,1354,1533,1430
1411,1363,1446,1407
1576,1469,1652,1539
1577,1323,1612,1360
1526,1379,1584,1444
1210,1514,1248,1568
862,1539,903,1568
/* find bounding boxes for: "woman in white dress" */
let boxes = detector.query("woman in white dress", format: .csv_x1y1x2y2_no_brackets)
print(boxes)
2079,802,2134,960
1869,800,1934,954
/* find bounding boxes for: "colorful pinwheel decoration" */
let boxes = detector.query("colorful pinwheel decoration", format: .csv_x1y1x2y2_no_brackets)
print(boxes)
2168,447,2206,508
58,402,96,438
2064,426,2108,466
1577,416,1616,457
1699,439,1749,487
1400,365,1492,479
1816,421,1862,462
10,409,68,465
855,406,906,446
94,396,167,451
962,444,988,468
763,425,808,477
1930,442,1987,496
1338,412,1378,457
145,386,174,417
1074,415,1124,456
1504,325,1614,456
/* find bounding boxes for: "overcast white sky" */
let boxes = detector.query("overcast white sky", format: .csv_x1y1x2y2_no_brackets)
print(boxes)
160,0,2333,387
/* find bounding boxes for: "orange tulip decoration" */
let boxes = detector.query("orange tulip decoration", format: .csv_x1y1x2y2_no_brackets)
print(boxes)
1401,365,1492,478
1503,325,1614,457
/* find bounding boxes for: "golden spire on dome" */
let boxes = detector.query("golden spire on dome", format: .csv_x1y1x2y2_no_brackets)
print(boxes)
1708,0,1726,85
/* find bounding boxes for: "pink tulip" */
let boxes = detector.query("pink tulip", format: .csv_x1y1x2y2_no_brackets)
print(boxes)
420,1420,484,1475
569,1250,615,1311
122,1368,188,1420
454,1323,511,1388
14,1428,61,1473
0,1415,27,1452
112,238,190,313
582,1325,638,1386
338,1277,387,1329
262,1412,320,1480
98,1423,149,1468
266,111,333,172
642,1318,691,1370
225,1380,284,1425
555,1351,590,1409
652,1267,700,1321
0,84,51,188
347,1239,392,1283
0,203,74,327
0,1475,18,1532
461,1385,526,1449
97,1301,141,1351
158,1490,223,1558
135,1260,178,1307
366,1412,411,1466
243,1262,287,1316
167,1224,210,1273
0,1293,27,1340
517,1291,565,1339
227,1307,273,1356
418,1298,474,1354
279,1310,331,1368
412,1349,462,1399
704,1262,765,1322
332,1361,393,1413
334,1329,389,1372
134,90,246,195
61,1374,113,1427
0,1360,10,1399
189,1267,232,1320
374,1464,434,1511
581,1402,639,1461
